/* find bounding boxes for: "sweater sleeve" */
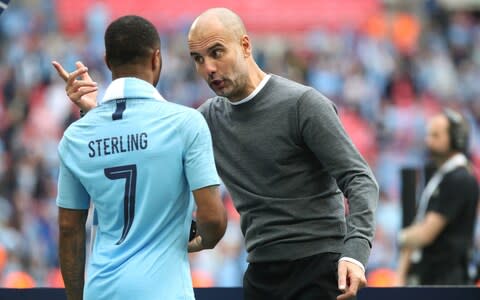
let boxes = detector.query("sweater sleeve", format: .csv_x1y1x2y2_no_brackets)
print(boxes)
297,88,379,267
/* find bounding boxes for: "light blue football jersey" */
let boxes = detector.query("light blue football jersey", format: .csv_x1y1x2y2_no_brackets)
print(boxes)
56,77,220,300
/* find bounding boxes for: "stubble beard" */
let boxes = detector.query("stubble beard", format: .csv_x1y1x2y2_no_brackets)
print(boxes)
427,148,451,166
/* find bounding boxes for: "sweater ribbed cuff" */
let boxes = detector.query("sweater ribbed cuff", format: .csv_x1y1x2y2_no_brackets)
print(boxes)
341,237,371,268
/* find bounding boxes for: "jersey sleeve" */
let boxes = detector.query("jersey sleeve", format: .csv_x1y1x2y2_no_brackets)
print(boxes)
56,141,91,210
183,110,220,191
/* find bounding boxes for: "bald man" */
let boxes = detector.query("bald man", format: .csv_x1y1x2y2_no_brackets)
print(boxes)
187,8,378,300
396,110,478,286
54,8,378,300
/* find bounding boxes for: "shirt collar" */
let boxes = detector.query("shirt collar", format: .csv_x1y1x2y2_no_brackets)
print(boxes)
101,77,166,103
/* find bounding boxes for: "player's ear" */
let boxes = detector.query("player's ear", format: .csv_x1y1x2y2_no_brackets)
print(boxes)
104,53,111,71
152,49,161,73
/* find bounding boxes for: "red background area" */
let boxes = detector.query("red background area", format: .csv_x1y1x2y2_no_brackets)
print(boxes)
56,0,380,35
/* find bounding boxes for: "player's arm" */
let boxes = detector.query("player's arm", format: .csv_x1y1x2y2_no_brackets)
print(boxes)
188,185,227,252
184,110,227,252
52,61,98,112
58,207,88,300
56,144,91,300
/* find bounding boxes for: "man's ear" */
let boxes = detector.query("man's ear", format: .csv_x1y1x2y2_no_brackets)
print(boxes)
241,35,252,58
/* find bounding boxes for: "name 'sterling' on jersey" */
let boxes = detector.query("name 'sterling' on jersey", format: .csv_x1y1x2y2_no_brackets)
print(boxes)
88,132,148,158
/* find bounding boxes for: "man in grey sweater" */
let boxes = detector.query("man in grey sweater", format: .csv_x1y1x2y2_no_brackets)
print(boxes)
54,8,378,300
188,8,378,300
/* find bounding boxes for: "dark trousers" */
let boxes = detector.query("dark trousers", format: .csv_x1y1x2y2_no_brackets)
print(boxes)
243,252,343,300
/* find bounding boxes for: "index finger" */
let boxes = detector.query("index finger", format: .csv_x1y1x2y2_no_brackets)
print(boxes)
337,262,347,291
51,61,69,82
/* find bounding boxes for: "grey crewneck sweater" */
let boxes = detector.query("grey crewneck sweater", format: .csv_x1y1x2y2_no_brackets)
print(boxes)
198,75,378,266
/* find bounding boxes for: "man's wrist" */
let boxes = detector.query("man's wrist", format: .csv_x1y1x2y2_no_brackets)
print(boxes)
339,257,365,273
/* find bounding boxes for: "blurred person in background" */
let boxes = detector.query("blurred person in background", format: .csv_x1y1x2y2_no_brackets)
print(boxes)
54,15,226,300
55,8,378,300
396,109,479,285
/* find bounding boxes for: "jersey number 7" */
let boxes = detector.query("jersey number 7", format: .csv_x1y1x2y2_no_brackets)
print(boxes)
104,164,137,245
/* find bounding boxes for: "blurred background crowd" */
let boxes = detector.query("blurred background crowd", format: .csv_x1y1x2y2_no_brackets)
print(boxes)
0,0,479,288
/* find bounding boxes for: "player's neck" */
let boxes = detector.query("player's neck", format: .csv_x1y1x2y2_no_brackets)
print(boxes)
111,65,154,85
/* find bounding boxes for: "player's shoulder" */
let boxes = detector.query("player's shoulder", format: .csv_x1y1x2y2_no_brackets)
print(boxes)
164,101,204,121
157,101,207,131
136,99,202,125
61,117,87,141
58,120,82,157
59,106,104,146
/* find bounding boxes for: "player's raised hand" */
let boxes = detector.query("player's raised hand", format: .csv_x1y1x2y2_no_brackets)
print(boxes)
52,60,98,112
337,260,367,300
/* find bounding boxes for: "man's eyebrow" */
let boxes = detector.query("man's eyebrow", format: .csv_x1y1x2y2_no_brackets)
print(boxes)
207,43,224,51
190,43,224,56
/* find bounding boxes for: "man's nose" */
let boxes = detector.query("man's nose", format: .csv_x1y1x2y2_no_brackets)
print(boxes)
204,57,217,75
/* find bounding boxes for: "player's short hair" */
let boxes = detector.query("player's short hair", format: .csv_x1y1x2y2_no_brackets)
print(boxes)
104,15,161,68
